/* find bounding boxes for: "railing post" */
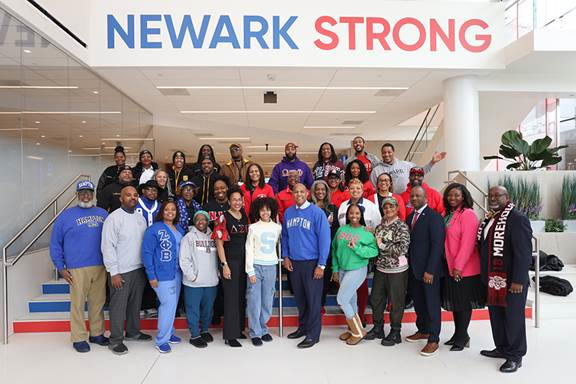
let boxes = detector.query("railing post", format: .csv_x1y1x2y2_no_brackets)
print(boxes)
534,237,540,328
277,238,283,337
2,251,9,345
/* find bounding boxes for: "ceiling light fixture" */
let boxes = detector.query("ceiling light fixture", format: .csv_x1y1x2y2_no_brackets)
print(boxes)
40,135,46,138
0,111,121,115
100,137,154,141
159,86,408,90
81,120,87,124
246,145,285,149
197,137,251,141
27,156,43,160
35,142,40,146
23,49,32,54
181,110,376,114
35,121,40,124
303,126,356,129
0,127,39,131
0,86,79,89
78,135,83,138
92,90,99,94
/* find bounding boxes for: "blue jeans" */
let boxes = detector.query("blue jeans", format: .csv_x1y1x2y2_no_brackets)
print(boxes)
337,266,368,319
184,285,218,338
152,272,182,346
246,264,277,338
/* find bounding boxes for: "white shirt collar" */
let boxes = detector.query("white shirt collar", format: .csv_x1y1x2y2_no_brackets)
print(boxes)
414,204,428,214
296,201,311,210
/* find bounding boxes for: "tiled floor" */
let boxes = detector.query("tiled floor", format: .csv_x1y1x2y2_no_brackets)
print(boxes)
1,318,575,384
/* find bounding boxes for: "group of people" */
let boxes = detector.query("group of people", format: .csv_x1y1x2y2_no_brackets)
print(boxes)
49,137,532,373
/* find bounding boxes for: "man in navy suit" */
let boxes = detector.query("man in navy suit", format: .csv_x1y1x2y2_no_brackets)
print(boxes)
405,186,446,356
478,186,532,373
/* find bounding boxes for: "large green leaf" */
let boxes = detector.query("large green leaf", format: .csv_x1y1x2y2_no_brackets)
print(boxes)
501,130,529,155
540,154,562,167
499,144,521,159
529,136,552,155
483,155,503,160
549,145,569,154
506,162,523,170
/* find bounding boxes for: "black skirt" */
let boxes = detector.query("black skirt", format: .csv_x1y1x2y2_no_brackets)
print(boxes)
441,274,486,312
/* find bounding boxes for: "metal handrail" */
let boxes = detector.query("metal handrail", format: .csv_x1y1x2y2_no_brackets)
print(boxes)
405,104,440,162
2,174,90,344
446,169,541,328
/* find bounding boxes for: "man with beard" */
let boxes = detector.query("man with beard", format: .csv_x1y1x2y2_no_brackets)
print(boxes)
478,186,532,373
220,143,253,185
102,186,151,355
269,142,313,194
401,167,444,216
344,136,381,176
371,143,446,194
276,170,301,223
98,165,136,213
193,157,219,206
50,180,109,353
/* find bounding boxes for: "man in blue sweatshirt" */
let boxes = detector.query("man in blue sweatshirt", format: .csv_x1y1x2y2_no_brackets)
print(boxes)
50,180,109,353
282,183,330,348
269,142,314,193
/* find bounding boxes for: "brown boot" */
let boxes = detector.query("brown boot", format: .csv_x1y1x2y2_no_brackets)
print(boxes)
420,342,439,356
345,314,366,345
339,326,352,341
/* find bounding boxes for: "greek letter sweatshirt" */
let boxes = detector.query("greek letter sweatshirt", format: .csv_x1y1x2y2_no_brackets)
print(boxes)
245,220,282,276
331,225,378,272
50,206,108,271
141,222,185,281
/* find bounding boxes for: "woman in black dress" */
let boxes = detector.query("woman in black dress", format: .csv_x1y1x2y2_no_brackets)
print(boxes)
212,186,249,347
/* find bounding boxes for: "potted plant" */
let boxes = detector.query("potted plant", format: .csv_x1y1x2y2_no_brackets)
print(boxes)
484,130,568,170
493,176,543,231
562,175,576,232
544,219,566,232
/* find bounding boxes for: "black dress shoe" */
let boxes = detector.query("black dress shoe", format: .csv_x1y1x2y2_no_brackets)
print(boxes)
189,337,208,348
364,326,384,340
261,334,273,342
500,359,522,373
287,329,306,339
251,337,263,346
450,338,470,352
297,338,316,348
480,349,506,359
200,332,214,343
238,333,247,339
225,339,242,347
444,335,456,346
380,330,402,346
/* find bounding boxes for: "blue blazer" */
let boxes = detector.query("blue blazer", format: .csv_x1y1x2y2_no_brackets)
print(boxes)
142,222,185,281
406,206,446,280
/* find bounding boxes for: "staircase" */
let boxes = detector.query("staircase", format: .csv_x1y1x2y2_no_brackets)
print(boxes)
12,274,532,333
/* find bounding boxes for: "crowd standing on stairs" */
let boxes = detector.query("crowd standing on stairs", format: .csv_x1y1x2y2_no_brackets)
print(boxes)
48,140,533,374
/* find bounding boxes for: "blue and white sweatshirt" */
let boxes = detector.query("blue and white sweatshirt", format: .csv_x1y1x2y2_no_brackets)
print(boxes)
136,196,160,227
245,220,282,276
141,222,185,281
50,206,108,271
281,201,330,265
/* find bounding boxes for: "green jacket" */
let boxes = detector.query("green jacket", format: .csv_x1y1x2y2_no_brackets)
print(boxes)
331,225,378,272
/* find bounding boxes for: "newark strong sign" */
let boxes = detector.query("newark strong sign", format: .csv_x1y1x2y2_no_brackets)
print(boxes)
91,1,505,68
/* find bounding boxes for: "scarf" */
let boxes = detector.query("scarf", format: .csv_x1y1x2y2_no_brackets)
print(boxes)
137,197,158,227
177,197,201,233
477,202,515,307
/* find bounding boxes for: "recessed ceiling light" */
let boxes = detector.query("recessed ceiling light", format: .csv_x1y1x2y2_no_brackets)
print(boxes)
100,137,154,141
115,134,120,137
40,135,45,138
35,142,40,145
102,142,106,145
23,49,32,54
35,121,40,124
303,126,356,129
182,110,376,114
197,137,251,141
79,135,83,138
160,86,408,91
92,90,99,94
68,150,72,153
81,120,86,124
0,85,78,89
27,155,43,160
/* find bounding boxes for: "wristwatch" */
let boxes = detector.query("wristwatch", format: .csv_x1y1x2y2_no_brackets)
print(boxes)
317,265,326,270
221,261,228,267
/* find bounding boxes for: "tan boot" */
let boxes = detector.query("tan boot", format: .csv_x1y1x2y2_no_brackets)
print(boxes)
339,326,352,341
345,314,366,345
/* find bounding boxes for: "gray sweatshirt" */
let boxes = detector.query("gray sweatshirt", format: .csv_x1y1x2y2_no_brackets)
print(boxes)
101,208,147,275
179,226,219,288
370,158,433,194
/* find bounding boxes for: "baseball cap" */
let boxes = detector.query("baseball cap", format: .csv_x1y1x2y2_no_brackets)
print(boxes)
409,167,425,176
179,180,197,190
76,180,95,192
229,143,241,150
327,169,342,179
118,165,132,175
381,197,398,207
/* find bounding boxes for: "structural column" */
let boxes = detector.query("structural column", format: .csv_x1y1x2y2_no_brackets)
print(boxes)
443,76,480,172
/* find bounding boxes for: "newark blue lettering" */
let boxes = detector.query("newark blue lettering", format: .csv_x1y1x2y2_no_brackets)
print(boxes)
141,14,162,48
165,15,210,48
244,15,269,49
273,16,298,49
209,15,240,48
108,14,134,48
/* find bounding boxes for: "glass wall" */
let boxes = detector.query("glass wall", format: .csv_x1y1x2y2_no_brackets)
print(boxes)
0,6,153,249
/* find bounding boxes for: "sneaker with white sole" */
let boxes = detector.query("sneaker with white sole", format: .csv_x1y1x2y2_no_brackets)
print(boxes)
156,343,171,353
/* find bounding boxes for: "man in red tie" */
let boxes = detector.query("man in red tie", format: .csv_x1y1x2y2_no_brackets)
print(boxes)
405,186,446,357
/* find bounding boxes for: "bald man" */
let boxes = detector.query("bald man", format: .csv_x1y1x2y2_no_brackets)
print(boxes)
478,186,532,373
282,184,331,348
102,185,151,355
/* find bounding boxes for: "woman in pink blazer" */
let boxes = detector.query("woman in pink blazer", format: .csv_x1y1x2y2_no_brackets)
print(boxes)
442,183,486,351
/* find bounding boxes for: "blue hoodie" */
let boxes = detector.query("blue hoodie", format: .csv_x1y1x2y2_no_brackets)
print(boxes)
50,206,108,271
141,222,185,281
281,202,330,265
269,156,314,193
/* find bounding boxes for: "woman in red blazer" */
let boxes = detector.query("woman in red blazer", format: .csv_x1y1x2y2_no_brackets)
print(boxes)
442,183,486,351
241,163,274,221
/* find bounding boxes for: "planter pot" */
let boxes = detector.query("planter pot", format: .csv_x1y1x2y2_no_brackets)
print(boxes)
530,220,545,233
564,220,576,232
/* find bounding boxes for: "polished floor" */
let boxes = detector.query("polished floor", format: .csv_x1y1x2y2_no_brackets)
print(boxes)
1,318,575,384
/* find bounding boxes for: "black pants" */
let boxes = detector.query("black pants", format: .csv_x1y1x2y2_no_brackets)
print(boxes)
220,259,246,340
321,258,334,307
371,270,408,331
409,273,441,343
452,310,472,344
212,282,224,322
141,281,157,311
291,260,323,342
488,283,528,362
107,268,146,346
